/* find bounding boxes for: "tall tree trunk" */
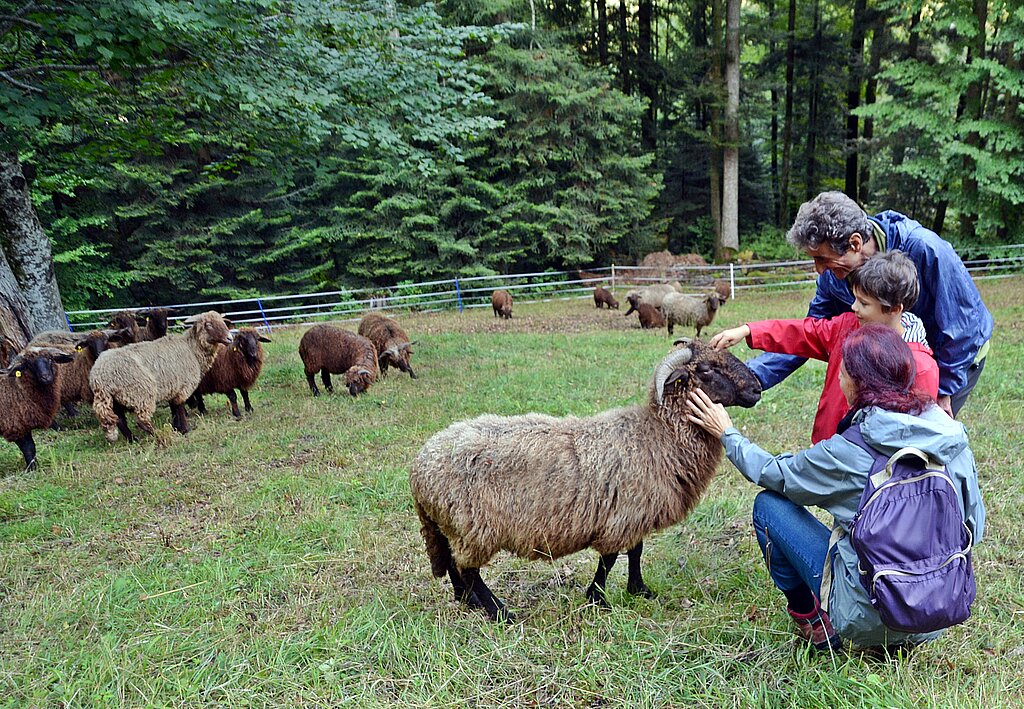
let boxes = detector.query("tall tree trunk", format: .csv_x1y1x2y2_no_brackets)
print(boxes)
779,0,797,226
959,0,988,241
844,0,868,198
597,0,609,64
719,0,740,258
804,0,822,199
859,16,884,204
768,0,781,223
618,0,631,95
709,0,723,248
0,249,33,360
0,152,67,336
638,0,657,150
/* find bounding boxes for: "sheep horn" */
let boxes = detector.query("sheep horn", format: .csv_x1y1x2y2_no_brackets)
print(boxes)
384,345,399,359
654,345,694,405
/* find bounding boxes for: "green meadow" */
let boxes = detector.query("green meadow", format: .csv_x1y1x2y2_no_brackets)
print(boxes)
1,277,1022,708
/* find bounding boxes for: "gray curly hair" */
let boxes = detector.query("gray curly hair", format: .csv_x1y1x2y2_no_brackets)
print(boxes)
786,191,873,255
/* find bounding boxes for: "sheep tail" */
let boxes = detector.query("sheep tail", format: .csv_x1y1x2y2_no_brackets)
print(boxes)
415,501,451,578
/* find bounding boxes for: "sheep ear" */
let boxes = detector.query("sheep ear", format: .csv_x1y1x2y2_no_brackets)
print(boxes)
223,318,234,328
52,352,75,364
257,334,272,343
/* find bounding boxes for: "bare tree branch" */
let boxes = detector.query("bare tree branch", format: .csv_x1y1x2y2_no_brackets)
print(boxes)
0,70,44,93
6,61,186,77
0,14,44,31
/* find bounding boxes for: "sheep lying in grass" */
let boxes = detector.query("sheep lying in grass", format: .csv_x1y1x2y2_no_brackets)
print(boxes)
491,290,513,319
593,287,619,310
358,312,417,379
298,325,378,397
1,348,75,471
187,327,271,418
410,338,762,621
660,292,725,337
89,311,232,442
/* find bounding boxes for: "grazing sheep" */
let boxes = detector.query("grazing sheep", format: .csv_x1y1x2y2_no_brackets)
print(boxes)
137,307,174,341
298,325,379,397
491,290,513,319
712,279,731,302
410,338,762,621
593,287,619,310
660,293,724,337
633,302,665,329
358,312,417,379
1,348,75,471
56,329,127,417
89,311,232,442
187,328,271,418
623,283,680,316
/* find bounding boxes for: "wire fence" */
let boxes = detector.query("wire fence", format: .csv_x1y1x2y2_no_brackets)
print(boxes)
64,244,1024,332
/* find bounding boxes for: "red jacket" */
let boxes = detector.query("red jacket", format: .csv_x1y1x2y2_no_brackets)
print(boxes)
747,312,940,444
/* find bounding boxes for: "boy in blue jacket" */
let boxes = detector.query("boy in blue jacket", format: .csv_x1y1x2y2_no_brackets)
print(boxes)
746,191,992,417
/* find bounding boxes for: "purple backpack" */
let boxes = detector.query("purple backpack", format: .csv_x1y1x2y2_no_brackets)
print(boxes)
842,425,976,634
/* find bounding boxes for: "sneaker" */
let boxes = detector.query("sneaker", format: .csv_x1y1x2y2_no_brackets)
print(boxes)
787,599,842,651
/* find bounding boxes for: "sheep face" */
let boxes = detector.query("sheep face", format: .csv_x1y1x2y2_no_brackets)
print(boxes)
185,312,232,350
345,367,374,396
232,329,272,368
381,343,415,376
7,351,75,386
139,308,174,337
653,339,761,411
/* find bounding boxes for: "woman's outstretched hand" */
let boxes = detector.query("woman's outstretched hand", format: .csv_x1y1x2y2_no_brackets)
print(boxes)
687,388,733,438
708,324,751,350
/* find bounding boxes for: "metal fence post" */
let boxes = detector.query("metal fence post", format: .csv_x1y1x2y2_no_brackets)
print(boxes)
611,264,616,290
729,263,735,299
256,298,273,331
455,278,464,313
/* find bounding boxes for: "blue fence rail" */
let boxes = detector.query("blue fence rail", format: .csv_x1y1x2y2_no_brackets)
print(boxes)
63,245,1024,332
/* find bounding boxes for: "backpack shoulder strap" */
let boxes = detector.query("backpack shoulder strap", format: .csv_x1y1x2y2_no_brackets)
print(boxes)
874,446,940,487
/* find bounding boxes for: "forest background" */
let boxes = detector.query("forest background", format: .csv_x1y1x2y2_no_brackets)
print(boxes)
1,0,1022,327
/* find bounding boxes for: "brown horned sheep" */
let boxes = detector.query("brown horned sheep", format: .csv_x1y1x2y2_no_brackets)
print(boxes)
491,290,513,319
409,338,762,621
660,292,725,337
89,311,232,442
358,312,417,379
593,287,619,310
298,325,378,397
187,327,272,418
1,348,75,471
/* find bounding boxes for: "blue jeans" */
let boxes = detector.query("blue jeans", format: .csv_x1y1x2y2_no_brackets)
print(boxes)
751,490,831,596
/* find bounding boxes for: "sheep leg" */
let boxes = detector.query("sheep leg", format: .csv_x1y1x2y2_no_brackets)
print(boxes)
62,401,79,418
460,567,514,623
112,401,136,442
170,403,190,434
586,552,619,608
625,541,655,599
15,434,37,472
225,390,242,419
190,393,207,415
446,563,485,609
241,389,253,413
306,372,321,397
321,371,334,393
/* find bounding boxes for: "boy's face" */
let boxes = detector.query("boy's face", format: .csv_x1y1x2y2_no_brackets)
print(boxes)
851,286,902,328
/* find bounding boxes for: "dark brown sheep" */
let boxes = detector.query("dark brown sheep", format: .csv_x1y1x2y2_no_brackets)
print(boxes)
2,348,75,471
634,302,665,329
57,329,127,417
593,287,619,310
298,325,379,397
358,312,417,379
137,307,175,341
188,328,272,418
491,290,513,319
107,311,142,344
712,279,731,302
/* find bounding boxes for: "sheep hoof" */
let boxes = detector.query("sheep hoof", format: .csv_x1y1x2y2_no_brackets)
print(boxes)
627,583,656,600
493,607,517,624
585,586,612,609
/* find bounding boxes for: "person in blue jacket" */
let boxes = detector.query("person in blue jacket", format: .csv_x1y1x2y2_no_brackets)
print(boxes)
686,325,985,651
747,191,993,418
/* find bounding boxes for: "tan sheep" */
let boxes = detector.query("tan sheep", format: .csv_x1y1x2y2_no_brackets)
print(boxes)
409,339,762,621
89,311,232,442
660,292,724,337
298,325,378,397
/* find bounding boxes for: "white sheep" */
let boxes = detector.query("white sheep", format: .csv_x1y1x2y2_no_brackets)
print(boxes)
660,292,724,337
89,311,232,442
623,283,682,316
409,339,762,621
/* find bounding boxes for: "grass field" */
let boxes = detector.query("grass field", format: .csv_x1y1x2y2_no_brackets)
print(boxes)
2,277,1022,707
